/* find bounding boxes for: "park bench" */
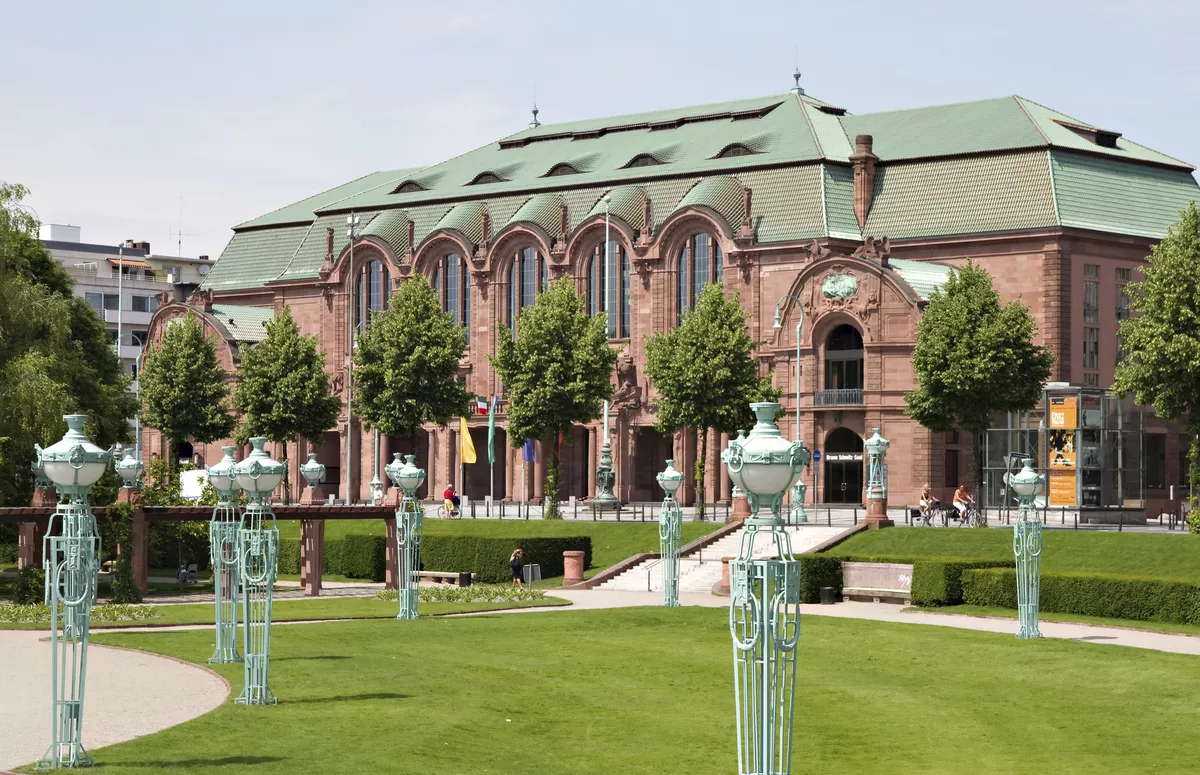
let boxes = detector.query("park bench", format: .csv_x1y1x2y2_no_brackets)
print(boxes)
840,561,912,605
417,571,472,587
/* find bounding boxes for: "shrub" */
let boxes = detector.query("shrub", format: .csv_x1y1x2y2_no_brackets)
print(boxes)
422,536,592,584
277,539,301,575
0,543,17,565
962,567,1200,625
104,501,142,604
341,535,388,582
12,565,45,604
910,559,1013,606
798,554,843,603
0,603,159,624
374,584,547,604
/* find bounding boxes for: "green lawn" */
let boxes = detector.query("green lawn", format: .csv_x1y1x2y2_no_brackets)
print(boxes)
277,519,720,580
921,604,1200,637
0,596,567,630
828,527,1200,581
68,607,1199,774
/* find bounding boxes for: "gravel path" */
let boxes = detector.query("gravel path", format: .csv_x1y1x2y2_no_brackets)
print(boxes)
0,630,229,772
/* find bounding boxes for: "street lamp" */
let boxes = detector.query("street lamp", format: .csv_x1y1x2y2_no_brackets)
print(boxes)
722,402,809,775
772,297,807,524
863,428,892,527
1009,458,1046,639
206,446,243,664
35,415,112,769
232,437,284,704
113,445,144,488
386,453,426,619
345,212,362,505
656,459,684,607
594,194,618,508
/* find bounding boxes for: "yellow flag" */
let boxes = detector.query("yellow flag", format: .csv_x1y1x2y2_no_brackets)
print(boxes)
459,416,477,465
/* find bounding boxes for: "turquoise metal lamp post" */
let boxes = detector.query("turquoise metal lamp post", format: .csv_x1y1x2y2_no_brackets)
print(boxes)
35,415,112,769
299,452,325,493
863,428,893,527
113,445,144,489
1010,458,1045,639
206,446,243,664
386,453,426,620
656,459,685,607
721,402,809,775
232,438,283,705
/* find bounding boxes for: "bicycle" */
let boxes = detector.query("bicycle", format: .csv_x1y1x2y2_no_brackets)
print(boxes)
435,503,461,519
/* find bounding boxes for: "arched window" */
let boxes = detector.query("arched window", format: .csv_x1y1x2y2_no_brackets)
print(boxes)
469,172,503,185
717,144,754,158
355,258,390,333
824,324,864,392
676,233,723,323
625,154,663,168
546,163,580,177
586,240,632,338
506,247,548,327
431,253,472,345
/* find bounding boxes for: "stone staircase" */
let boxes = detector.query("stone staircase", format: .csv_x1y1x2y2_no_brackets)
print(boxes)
595,525,847,593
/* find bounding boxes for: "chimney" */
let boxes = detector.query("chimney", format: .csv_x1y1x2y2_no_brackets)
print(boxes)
849,134,879,229
124,239,135,248
326,227,334,262
133,240,150,253
199,255,209,261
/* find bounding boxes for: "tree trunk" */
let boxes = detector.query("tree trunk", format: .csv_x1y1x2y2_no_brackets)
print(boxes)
410,431,420,498
281,438,291,505
973,430,985,508
545,429,561,519
1188,421,1200,533
694,426,708,522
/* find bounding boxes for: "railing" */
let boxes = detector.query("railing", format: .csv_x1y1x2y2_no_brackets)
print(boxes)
813,389,864,406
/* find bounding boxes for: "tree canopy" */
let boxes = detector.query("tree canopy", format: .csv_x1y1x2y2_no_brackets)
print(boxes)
1113,202,1200,529
0,182,135,506
644,283,778,516
234,305,340,502
354,277,470,446
139,314,237,465
904,260,1053,493
490,277,617,518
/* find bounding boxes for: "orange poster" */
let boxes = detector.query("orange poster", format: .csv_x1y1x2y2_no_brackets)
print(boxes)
1048,395,1078,505
1048,470,1077,507
1049,396,1077,430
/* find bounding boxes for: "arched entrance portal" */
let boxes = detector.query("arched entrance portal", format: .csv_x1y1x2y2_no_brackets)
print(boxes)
824,428,863,503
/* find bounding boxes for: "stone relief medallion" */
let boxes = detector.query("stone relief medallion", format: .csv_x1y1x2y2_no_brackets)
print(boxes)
821,274,858,299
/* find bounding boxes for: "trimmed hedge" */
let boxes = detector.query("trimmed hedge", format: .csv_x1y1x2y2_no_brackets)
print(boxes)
275,534,592,584
798,553,1014,606
963,567,1200,625
0,543,17,565
798,554,843,603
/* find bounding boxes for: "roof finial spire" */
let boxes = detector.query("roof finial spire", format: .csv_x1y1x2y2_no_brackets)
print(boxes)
529,85,541,128
791,49,804,95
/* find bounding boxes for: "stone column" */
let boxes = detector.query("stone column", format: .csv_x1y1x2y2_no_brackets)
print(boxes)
300,518,325,596
384,515,399,590
533,440,546,502
587,426,598,497
719,433,733,503
562,550,585,586
505,442,516,501
129,495,149,596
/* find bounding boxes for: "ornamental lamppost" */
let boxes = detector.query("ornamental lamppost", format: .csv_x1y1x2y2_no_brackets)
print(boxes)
772,297,807,524
863,428,893,528
206,446,243,664
656,459,684,607
113,445,144,488
386,453,426,620
1010,458,1046,639
722,402,809,775
35,415,112,769
232,437,284,705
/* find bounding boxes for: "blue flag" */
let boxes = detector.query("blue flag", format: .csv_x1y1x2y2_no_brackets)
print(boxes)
522,438,535,463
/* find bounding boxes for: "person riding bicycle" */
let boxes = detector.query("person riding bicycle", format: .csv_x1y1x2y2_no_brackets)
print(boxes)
919,484,939,525
442,484,460,518
952,483,974,524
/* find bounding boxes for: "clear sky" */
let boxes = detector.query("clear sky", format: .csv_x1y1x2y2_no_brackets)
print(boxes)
5,0,1198,259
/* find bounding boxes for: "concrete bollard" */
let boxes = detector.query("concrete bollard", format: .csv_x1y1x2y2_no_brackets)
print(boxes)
563,550,586,586
712,556,734,596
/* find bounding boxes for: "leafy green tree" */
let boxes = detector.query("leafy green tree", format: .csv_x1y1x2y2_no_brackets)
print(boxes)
905,261,1054,496
491,277,617,518
354,277,470,451
644,283,779,518
1113,202,1200,531
233,306,341,503
139,315,237,471
0,182,133,505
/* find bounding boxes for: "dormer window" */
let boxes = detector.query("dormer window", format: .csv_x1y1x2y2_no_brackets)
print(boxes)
545,163,581,177
469,172,503,185
716,144,754,158
625,154,663,168
1052,119,1121,149
394,181,425,194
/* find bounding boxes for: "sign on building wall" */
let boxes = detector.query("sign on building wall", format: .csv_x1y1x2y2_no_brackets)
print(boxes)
1048,395,1078,506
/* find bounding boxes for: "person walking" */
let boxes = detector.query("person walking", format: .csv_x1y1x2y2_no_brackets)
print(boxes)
509,548,524,589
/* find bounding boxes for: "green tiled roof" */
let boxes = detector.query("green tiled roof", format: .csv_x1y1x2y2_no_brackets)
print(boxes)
434,201,487,244
210,304,274,342
674,176,745,229
822,164,861,240
506,193,565,236
584,185,648,229
236,169,423,230
360,209,411,256
888,259,955,301
202,226,309,291
842,97,1046,162
1051,151,1199,239
1015,97,1190,169
865,150,1058,239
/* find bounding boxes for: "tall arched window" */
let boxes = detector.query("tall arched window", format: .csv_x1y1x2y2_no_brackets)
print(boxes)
432,253,471,345
585,240,631,338
355,259,390,333
676,233,723,323
825,324,864,392
506,247,547,326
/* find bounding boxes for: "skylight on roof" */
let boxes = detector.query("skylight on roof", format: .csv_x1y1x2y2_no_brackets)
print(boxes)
468,172,504,185
715,144,755,159
1052,119,1122,149
545,163,581,177
393,181,425,194
624,154,663,169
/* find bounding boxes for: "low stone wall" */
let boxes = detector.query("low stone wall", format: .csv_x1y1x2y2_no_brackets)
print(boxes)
841,561,913,604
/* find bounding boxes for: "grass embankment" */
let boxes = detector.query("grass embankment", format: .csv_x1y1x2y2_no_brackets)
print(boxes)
72,607,1200,774
276,518,720,582
826,527,1200,581
0,595,567,630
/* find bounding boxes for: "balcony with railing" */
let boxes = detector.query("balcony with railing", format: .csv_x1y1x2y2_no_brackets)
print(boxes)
813,388,864,407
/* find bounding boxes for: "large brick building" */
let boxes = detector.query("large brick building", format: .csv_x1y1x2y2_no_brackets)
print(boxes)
141,86,1198,508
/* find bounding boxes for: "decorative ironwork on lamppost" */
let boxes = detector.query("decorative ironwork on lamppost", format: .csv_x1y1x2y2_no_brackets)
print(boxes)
35,415,112,769
773,297,807,524
113,445,144,489
1009,458,1045,639
206,446,243,664
656,459,684,607
386,453,426,620
863,428,893,527
299,453,325,494
232,438,283,705
722,402,809,775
